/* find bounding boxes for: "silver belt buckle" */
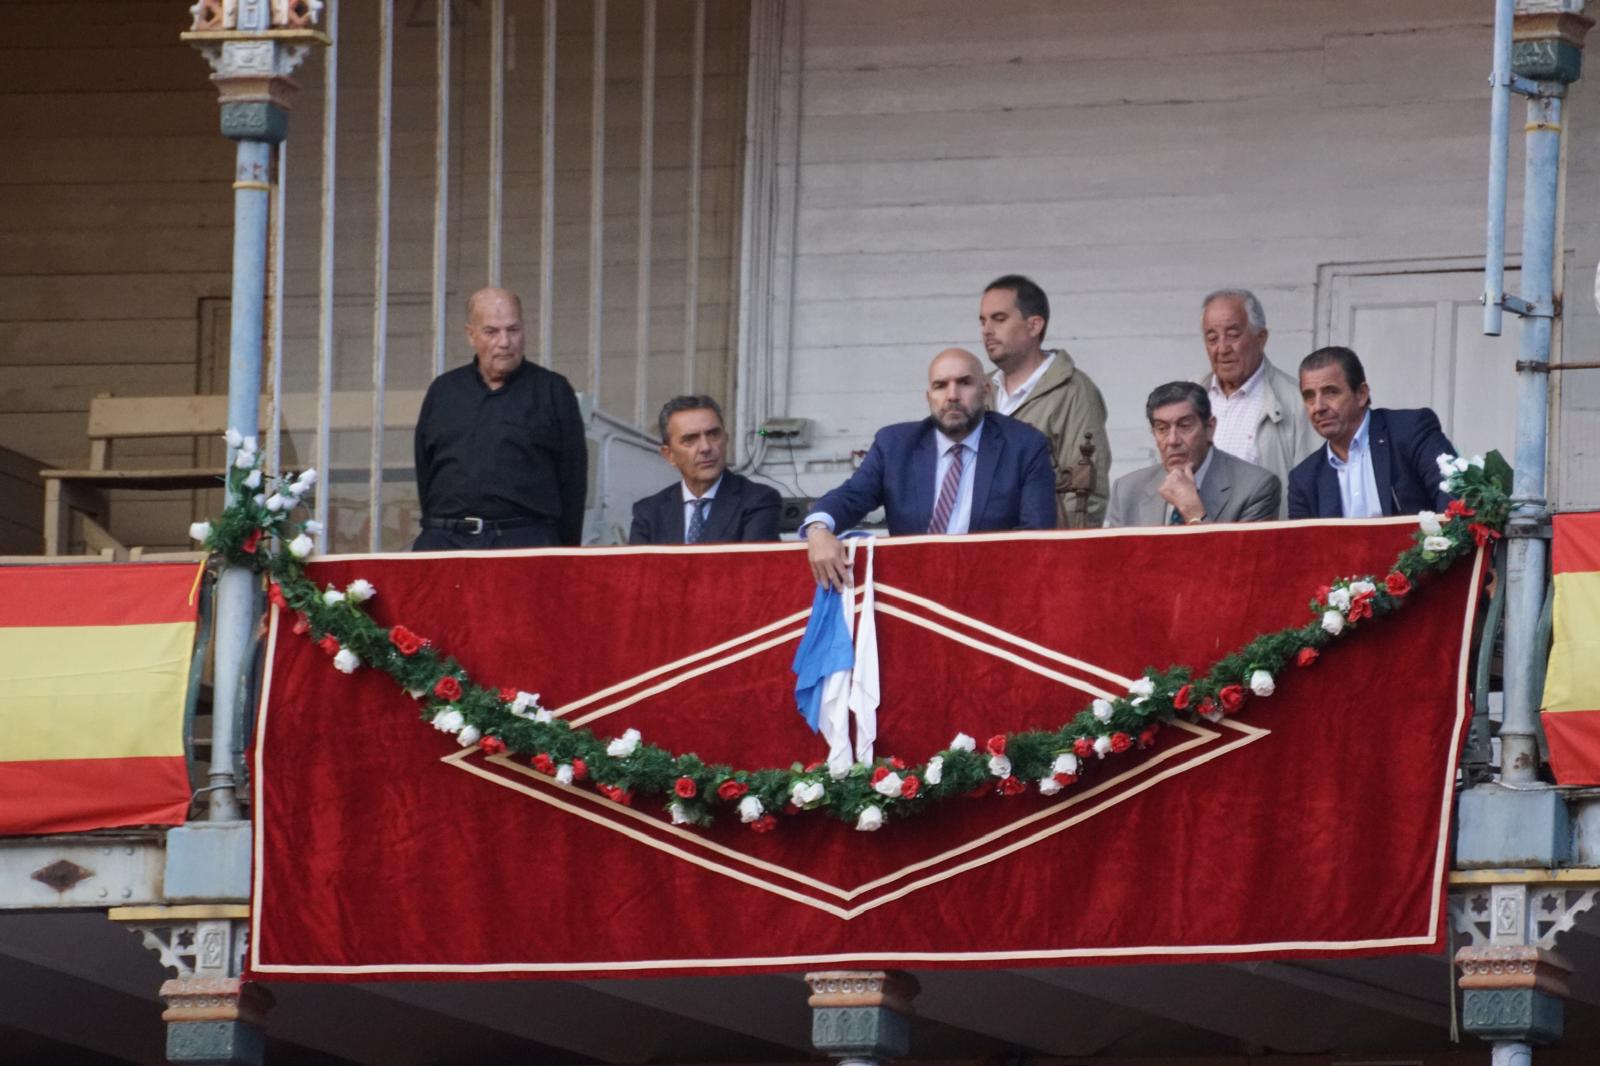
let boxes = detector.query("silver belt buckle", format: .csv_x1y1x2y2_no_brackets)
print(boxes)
461,516,485,535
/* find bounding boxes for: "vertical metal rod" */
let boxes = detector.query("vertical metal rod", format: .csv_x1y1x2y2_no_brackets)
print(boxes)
488,0,506,286
370,0,395,552
1501,87,1564,786
210,137,276,822
634,0,656,429
315,0,338,541
432,0,453,378
268,144,287,474
683,0,705,395
1484,0,1514,336
588,0,607,400
539,0,557,367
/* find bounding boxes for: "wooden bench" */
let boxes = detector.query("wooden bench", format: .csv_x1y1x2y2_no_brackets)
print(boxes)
42,391,425,556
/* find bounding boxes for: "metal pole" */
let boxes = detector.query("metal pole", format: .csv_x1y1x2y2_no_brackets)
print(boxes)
588,0,607,400
488,0,506,286
539,0,557,368
1501,86,1564,785
1484,0,1514,336
683,0,705,394
432,0,452,379
634,0,656,430
370,0,395,552
315,0,339,541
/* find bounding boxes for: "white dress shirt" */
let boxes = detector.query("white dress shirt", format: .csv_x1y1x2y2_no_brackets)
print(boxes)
681,475,723,542
1327,411,1383,518
1208,361,1267,465
803,420,986,534
992,353,1056,415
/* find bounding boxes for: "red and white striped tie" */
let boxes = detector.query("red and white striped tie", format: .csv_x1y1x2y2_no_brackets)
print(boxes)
928,443,965,534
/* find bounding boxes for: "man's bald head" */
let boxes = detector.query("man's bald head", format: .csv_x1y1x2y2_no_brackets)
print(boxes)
466,287,524,322
464,287,526,389
926,347,989,442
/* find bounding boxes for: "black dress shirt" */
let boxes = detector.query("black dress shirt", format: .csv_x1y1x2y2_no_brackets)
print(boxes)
414,358,588,545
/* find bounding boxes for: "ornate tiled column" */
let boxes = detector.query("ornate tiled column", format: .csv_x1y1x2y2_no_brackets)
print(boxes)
805,970,920,1066
110,905,265,1065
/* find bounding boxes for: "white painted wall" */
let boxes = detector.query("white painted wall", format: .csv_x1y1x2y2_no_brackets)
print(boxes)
756,0,1600,509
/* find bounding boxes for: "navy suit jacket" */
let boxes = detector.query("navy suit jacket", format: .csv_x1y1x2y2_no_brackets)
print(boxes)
629,471,782,545
1286,407,1456,519
811,412,1057,535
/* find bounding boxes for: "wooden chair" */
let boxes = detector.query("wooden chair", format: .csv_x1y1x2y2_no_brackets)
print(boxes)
41,391,425,556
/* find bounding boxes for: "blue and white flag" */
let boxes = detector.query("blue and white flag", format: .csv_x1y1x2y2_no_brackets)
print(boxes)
791,537,879,774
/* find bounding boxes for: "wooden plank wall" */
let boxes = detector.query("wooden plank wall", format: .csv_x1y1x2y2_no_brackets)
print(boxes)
0,0,750,553
771,0,1600,508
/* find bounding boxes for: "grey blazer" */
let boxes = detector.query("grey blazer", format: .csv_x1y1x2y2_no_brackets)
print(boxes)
1104,447,1282,528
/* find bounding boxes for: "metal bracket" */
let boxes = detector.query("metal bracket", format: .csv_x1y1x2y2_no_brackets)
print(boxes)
1452,883,1600,951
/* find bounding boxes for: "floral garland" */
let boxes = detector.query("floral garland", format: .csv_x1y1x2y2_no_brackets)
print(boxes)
192,436,1511,834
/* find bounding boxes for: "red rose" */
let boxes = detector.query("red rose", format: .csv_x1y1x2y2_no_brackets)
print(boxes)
1218,685,1246,714
1196,697,1217,718
1446,499,1476,519
986,734,1007,756
1314,584,1331,604
1072,737,1094,758
570,758,588,781
749,814,777,833
1110,732,1132,753
268,583,288,610
389,626,424,656
1138,725,1158,748
433,675,462,701
531,753,555,774
292,614,309,635
1470,522,1501,547
598,783,634,806
900,775,921,799
1385,571,1412,598
241,528,263,555
1296,646,1319,668
1053,771,1078,786
716,779,748,801
498,686,517,703
999,775,1027,796
479,736,506,755
1348,591,1375,622
890,756,907,770
870,766,890,785
674,776,698,799
1172,684,1192,711
317,634,340,656
804,761,823,772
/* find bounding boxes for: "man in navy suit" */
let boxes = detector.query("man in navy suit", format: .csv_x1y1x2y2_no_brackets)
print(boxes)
1287,346,1456,519
802,348,1057,587
629,395,781,545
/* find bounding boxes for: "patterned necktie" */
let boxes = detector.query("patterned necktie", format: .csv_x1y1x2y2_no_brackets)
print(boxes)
1168,507,1185,526
686,498,709,544
928,444,965,534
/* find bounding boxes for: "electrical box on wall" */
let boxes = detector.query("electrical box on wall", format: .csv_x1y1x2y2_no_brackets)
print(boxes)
758,417,812,446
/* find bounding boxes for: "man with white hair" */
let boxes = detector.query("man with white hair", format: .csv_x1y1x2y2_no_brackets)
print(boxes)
1197,288,1314,517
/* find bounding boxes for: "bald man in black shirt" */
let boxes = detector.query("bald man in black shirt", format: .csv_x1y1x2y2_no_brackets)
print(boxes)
412,287,588,549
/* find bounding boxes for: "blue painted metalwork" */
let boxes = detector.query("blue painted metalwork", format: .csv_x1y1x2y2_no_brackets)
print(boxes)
1484,0,1515,337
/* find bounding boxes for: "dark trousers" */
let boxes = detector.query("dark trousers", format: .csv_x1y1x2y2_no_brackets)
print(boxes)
412,519,561,551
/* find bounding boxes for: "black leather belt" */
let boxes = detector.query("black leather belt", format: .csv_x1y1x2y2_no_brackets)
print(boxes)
421,515,553,535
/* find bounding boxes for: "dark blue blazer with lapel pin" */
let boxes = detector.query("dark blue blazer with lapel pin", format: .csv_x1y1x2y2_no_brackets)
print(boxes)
810,411,1058,535
1286,407,1456,518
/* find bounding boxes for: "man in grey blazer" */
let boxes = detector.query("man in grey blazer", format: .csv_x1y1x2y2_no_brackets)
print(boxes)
1105,381,1281,527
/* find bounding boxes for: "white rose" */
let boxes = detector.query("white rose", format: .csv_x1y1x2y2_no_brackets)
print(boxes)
1423,535,1452,553
243,469,263,490
346,579,376,602
987,754,1013,778
949,732,976,752
855,805,885,832
1437,453,1458,479
1470,454,1486,470
1052,753,1079,776
1321,609,1346,636
1327,587,1351,611
1093,735,1112,758
1092,698,1114,722
1037,776,1063,796
737,795,765,823
555,763,574,785
407,687,426,700
924,755,944,785
188,520,212,542
1453,456,1472,474
431,708,465,733
332,648,360,674
288,534,314,559
303,520,324,536
1249,669,1275,697
322,588,345,606
252,493,265,506
458,725,481,747
240,436,257,454
828,760,852,780
294,468,319,490
235,451,257,469
790,780,825,807
606,728,642,758
1349,579,1376,597
872,771,904,797
669,803,692,826
510,690,540,714
1128,677,1155,698
533,708,554,724
265,493,290,513
224,428,244,449
1418,511,1442,535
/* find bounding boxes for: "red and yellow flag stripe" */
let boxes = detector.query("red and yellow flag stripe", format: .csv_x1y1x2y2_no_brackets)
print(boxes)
1543,512,1600,785
0,563,199,834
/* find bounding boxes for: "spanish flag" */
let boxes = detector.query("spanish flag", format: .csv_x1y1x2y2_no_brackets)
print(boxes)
1543,512,1600,784
0,562,199,834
